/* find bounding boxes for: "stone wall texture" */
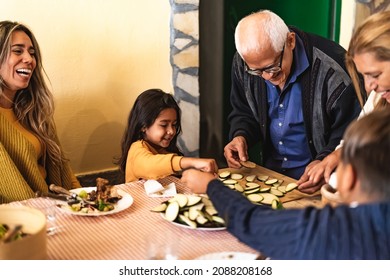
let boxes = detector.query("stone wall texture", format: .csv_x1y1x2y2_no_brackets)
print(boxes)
170,0,199,157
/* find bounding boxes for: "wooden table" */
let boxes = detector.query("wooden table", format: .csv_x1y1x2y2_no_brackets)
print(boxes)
6,166,322,260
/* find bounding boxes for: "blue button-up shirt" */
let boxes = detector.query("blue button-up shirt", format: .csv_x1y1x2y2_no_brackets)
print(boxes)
264,35,311,179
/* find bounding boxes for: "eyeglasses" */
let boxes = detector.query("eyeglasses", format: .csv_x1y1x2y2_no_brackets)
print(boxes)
244,45,285,76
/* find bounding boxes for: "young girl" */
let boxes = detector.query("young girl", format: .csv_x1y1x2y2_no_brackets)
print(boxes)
117,89,218,182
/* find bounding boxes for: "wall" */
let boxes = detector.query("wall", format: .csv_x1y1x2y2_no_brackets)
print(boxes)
1,0,358,177
0,0,173,176
340,0,356,49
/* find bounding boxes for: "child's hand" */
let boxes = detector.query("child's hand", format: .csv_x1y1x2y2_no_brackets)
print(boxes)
180,157,218,174
192,158,218,173
181,169,216,193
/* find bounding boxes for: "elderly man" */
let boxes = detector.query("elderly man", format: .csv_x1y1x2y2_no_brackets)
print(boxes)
223,10,360,193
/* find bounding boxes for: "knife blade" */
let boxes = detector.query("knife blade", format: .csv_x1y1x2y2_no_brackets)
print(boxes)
49,184,96,206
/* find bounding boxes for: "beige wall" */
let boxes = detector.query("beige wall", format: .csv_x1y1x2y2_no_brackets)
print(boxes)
0,0,173,175
340,0,356,50
1,0,358,177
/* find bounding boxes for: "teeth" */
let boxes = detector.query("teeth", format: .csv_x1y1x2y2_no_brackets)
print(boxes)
16,68,32,74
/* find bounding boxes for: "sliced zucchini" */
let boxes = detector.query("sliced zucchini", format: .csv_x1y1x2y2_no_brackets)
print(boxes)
245,182,260,189
196,214,208,225
257,174,269,182
271,199,284,210
187,195,202,206
164,201,180,222
201,196,213,206
234,183,244,192
272,179,284,187
211,216,225,225
179,214,197,229
202,209,214,222
247,193,264,203
244,188,260,194
231,173,244,180
223,179,238,185
219,171,231,179
277,185,287,193
270,188,284,197
205,205,218,216
259,187,271,192
245,175,256,182
188,203,204,220
225,184,235,190
286,182,298,192
240,160,256,168
150,203,167,212
174,193,188,207
265,178,278,185
260,193,280,205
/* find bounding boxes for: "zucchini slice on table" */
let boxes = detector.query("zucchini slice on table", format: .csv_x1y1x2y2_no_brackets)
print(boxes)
164,201,180,222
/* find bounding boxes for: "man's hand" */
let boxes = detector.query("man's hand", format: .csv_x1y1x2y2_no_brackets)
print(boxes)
223,136,248,169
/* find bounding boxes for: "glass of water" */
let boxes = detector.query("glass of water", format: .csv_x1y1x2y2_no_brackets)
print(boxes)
27,198,58,236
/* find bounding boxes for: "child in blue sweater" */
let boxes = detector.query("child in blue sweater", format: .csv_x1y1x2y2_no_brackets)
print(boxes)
181,109,390,259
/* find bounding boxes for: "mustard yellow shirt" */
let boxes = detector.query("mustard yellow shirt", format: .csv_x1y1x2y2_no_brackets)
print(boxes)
0,107,46,178
0,108,80,203
125,140,183,182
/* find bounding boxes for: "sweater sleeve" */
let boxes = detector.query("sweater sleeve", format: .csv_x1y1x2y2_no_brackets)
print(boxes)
228,52,262,146
125,140,183,182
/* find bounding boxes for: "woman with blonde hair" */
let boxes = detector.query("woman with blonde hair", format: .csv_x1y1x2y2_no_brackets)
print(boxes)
0,21,80,203
297,11,390,191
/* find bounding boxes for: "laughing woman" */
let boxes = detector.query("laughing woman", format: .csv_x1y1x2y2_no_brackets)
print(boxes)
0,21,80,203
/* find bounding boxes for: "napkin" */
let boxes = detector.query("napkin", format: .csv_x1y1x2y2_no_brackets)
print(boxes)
328,172,337,189
144,180,177,197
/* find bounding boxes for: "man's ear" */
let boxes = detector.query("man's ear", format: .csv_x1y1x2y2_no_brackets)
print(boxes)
338,163,358,202
287,32,296,49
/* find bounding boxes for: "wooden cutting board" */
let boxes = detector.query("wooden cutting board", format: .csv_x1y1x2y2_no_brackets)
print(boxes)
219,166,320,204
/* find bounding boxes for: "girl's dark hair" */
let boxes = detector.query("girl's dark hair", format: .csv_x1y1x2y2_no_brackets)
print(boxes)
116,89,182,173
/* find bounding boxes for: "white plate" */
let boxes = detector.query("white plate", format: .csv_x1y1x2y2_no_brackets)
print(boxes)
195,252,258,260
160,213,226,231
57,187,133,216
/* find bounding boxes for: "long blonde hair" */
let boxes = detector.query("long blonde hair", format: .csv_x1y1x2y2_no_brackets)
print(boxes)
0,21,64,165
346,11,390,110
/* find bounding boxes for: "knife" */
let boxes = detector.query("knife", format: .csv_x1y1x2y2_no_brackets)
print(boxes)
49,184,96,206
35,190,78,203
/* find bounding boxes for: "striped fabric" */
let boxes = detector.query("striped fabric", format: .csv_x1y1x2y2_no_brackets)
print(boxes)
0,113,78,204
9,176,259,260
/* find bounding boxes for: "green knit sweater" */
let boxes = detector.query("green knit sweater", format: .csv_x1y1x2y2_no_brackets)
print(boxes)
0,113,80,203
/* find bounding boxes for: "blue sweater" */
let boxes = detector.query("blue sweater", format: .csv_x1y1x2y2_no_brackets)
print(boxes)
207,179,390,260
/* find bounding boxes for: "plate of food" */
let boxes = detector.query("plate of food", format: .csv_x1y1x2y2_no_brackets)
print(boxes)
57,185,133,216
151,194,226,231
195,251,258,260
160,213,226,231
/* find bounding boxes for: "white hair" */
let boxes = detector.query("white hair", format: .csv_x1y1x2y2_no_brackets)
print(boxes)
235,10,289,57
